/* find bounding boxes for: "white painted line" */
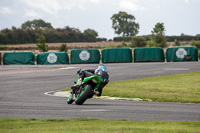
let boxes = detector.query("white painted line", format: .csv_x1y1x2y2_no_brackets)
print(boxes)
44,91,55,97
45,91,145,101
165,68,190,71
59,67,78,70
53,91,71,97
44,91,71,97
81,109,110,112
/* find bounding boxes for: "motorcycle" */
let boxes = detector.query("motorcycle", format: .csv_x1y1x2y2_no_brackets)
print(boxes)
67,70,109,105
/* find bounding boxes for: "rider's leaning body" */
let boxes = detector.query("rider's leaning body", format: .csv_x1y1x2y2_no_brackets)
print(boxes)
71,64,109,96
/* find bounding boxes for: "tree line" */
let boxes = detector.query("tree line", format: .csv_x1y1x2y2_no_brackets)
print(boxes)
114,34,200,42
0,19,105,45
0,11,199,45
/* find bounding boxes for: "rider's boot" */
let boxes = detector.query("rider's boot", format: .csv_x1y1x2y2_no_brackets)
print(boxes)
71,78,82,90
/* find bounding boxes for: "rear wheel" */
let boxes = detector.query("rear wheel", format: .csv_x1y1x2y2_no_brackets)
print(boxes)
75,85,92,105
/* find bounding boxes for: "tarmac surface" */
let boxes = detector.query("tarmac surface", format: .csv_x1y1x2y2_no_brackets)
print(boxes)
0,62,200,121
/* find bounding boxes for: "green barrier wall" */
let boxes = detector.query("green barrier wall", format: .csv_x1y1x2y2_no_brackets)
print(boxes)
3,52,35,65
71,49,100,64
166,46,198,62
37,52,69,65
102,48,132,63
134,47,165,62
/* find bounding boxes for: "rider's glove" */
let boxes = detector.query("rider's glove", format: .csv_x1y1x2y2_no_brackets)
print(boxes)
77,69,82,74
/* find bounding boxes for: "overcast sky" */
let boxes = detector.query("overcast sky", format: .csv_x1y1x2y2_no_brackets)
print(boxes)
0,0,200,39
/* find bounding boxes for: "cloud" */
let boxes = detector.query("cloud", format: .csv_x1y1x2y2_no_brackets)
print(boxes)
24,9,42,17
89,0,100,4
184,0,190,3
21,0,64,14
78,5,87,10
184,0,200,4
119,0,145,11
79,0,100,4
0,7,15,15
20,0,102,14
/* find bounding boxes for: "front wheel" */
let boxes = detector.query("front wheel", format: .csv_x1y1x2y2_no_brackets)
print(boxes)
75,85,92,105
67,95,74,104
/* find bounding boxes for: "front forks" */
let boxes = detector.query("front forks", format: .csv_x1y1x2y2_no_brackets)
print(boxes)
71,86,83,100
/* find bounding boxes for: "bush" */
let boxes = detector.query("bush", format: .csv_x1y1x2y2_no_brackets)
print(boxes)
173,39,181,46
36,35,48,52
151,34,167,48
198,51,200,60
59,43,68,52
130,36,146,48
118,41,128,48
190,40,200,49
0,46,7,50
146,41,159,47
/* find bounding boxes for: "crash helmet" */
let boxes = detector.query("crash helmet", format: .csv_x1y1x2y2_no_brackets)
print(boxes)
97,64,106,71
95,64,109,79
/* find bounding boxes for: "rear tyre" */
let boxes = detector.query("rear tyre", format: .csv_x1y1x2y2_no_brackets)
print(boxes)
75,85,92,105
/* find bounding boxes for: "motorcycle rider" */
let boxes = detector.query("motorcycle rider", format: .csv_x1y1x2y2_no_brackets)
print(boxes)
71,64,109,96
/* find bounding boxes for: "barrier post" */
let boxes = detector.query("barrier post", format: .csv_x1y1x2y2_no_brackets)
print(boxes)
0,52,1,65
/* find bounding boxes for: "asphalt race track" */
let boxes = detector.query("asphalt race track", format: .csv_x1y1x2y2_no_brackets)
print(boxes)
0,62,200,121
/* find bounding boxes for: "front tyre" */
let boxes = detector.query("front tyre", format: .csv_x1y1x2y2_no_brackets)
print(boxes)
75,85,92,105
67,96,74,104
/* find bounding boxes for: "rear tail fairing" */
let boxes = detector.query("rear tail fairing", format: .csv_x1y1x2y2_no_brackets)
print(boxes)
83,75,102,89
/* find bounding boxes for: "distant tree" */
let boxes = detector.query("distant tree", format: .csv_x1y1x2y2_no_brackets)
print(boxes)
150,22,167,48
1,28,12,44
96,37,107,42
43,28,57,43
83,29,98,42
151,22,165,35
36,35,48,52
0,20,103,44
21,19,53,29
57,26,82,42
111,11,139,37
196,34,200,37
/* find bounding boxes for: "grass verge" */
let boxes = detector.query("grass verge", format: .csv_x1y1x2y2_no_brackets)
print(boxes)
103,71,200,103
0,118,200,133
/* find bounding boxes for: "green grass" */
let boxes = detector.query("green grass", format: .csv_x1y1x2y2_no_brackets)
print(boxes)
0,118,200,133
103,71,200,103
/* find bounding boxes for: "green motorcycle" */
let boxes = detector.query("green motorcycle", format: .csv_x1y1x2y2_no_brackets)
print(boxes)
67,71,109,105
